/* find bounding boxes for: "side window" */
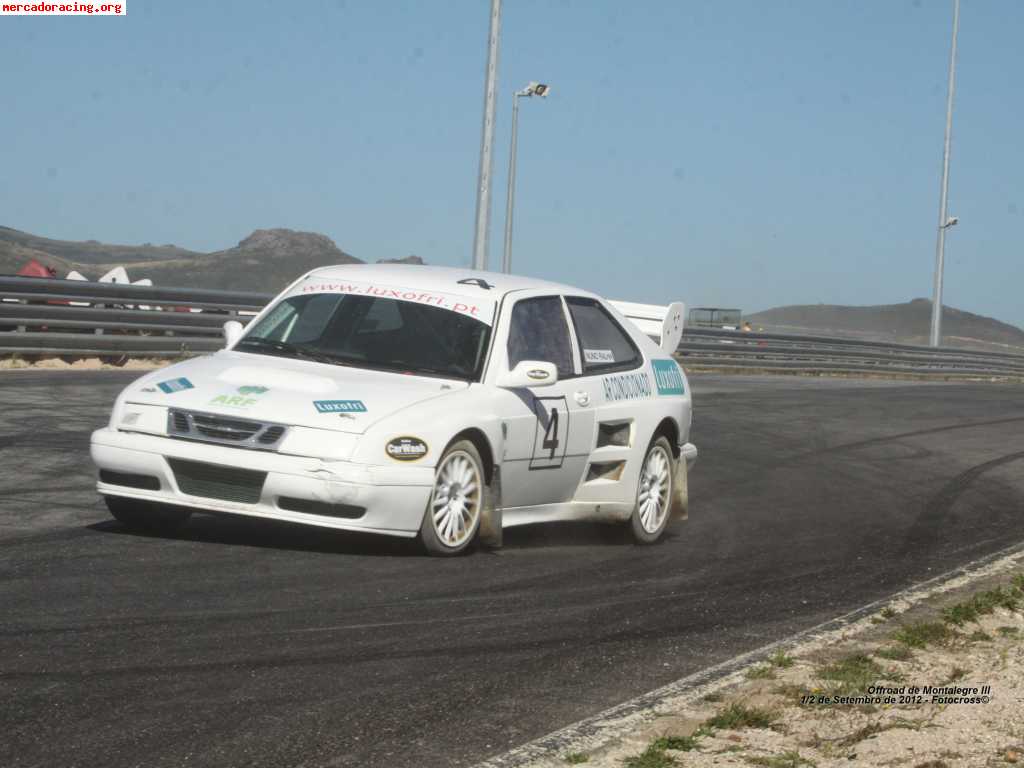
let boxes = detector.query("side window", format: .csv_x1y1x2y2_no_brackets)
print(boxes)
506,296,574,378
565,297,642,373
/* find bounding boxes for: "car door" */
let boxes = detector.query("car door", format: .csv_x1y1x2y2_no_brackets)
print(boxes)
495,294,596,509
562,295,652,508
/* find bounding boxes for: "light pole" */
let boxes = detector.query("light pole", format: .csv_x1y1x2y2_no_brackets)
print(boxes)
929,0,960,348
502,82,550,275
471,0,502,272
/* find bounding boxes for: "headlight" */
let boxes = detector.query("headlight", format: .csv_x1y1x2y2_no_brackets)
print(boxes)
118,404,169,436
277,427,358,461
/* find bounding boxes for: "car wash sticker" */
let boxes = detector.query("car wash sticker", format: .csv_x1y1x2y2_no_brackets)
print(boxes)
584,349,615,364
157,377,194,394
314,399,368,414
385,436,428,462
651,359,686,395
602,371,652,402
209,385,269,409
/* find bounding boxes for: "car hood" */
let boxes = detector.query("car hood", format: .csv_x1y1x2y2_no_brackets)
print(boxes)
126,351,469,434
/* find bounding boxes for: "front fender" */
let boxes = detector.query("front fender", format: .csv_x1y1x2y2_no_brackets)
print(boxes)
351,386,503,472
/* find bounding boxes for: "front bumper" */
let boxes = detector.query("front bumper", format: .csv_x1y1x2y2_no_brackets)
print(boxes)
90,427,434,537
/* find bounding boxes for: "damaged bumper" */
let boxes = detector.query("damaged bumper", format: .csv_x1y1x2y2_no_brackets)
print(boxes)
90,427,433,537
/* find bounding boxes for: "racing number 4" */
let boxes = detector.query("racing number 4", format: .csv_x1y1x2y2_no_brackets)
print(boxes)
542,407,559,459
529,396,568,470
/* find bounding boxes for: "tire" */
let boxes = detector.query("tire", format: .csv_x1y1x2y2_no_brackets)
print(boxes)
419,440,488,556
105,496,191,535
629,435,675,544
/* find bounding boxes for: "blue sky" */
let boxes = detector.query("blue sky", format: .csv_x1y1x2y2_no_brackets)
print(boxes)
2,1,1021,326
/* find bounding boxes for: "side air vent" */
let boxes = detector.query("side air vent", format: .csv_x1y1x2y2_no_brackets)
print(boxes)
277,497,366,519
597,421,631,448
172,411,190,433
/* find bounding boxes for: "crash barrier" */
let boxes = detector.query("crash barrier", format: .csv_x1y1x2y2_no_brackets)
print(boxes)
2,275,1023,378
0,276,267,359
677,327,1024,378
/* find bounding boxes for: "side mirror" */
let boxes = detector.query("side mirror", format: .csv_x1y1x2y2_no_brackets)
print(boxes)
496,360,558,389
223,320,244,349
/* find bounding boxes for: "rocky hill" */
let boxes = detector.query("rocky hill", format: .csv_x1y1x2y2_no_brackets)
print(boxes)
0,226,422,293
748,299,1024,353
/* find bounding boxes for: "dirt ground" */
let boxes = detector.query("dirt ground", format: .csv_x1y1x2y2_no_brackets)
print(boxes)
550,554,1024,768
0,356,169,371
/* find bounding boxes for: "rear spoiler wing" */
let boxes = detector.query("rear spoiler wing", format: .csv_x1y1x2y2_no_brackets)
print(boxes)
608,300,685,355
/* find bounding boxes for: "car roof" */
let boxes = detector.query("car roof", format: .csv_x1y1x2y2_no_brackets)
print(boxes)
304,263,596,300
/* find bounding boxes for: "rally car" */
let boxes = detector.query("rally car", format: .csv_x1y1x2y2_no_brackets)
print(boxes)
90,265,697,555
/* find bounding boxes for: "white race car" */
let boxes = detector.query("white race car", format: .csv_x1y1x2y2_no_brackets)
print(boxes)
91,265,697,555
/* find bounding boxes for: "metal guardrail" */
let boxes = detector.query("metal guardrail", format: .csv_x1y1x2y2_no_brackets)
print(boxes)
0,276,269,359
2,275,1023,378
678,327,1024,378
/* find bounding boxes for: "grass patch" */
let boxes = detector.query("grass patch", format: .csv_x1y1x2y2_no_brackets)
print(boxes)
942,586,1021,626
652,726,713,752
622,744,677,768
706,703,778,731
874,645,913,661
832,721,886,748
772,682,805,700
893,621,953,649
746,664,777,680
747,751,816,768
768,650,795,668
816,653,887,696
946,665,969,682
564,752,589,764
968,629,992,642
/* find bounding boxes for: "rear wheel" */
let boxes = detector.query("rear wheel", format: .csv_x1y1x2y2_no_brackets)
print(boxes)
105,496,191,535
419,440,486,556
629,436,674,544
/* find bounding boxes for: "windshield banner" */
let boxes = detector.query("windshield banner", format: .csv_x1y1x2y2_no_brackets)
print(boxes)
293,279,497,325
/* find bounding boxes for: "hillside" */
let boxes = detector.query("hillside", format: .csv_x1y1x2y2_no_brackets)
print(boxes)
748,299,1024,353
0,226,425,293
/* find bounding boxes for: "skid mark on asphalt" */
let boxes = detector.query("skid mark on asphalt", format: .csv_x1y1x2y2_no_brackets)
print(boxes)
797,415,1024,459
896,450,1024,557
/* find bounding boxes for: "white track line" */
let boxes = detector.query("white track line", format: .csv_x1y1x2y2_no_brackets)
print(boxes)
475,540,1024,768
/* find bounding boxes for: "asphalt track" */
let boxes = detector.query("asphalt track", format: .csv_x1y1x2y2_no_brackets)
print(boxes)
2,371,1023,768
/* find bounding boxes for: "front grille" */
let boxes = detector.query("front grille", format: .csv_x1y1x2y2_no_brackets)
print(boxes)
172,411,189,433
192,413,261,441
168,458,267,504
99,470,161,491
168,409,288,451
259,426,286,444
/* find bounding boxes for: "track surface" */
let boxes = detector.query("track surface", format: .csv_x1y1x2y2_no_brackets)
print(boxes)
2,372,1023,767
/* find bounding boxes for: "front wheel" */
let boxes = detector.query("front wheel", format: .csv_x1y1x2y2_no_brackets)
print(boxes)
105,496,192,535
629,436,675,544
419,440,487,556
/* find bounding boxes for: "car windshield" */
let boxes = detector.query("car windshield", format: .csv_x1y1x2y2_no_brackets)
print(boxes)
235,292,492,381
